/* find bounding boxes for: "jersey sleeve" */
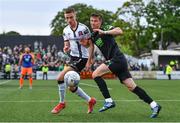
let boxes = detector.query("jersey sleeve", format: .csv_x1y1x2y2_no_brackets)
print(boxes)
82,26,91,39
63,28,69,41
103,25,114,31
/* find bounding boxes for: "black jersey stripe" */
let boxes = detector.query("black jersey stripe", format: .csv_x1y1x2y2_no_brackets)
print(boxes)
73,29,82,58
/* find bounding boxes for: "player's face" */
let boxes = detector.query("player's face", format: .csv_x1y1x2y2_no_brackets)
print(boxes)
25,47,30,53
90,16,102,29
64,12,76,27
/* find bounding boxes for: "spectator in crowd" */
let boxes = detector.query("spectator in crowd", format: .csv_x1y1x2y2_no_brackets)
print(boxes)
159,64,166,74
159,64,164,71
165,61,175,80
166,64,172,80
4,62,11,79
42,63,49,80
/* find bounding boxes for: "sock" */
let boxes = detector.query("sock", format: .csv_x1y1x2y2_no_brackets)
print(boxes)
132,86,153,104
150,101,158,108
94,76,111,99
19,77,24,87
105,98,113,102
29,77,33,87
74,87,91,102
58,81,66,103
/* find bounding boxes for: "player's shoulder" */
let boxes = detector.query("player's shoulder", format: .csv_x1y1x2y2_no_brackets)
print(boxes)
21,53,25,57
78,22,89,29
30,53,34,58
63,25,70,32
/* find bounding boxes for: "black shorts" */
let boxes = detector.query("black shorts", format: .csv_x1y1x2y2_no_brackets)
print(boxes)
69,56,88,72
107,56,132,83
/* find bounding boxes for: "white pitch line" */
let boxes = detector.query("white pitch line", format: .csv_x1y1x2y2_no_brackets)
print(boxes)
80,82,112,90
0,99,180,103
0,80,12,85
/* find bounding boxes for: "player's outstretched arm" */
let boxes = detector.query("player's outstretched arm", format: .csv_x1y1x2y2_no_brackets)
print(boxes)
93,27,123,36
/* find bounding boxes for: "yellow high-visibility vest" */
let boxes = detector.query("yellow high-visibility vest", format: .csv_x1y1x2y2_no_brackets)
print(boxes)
5,64,11,72
42,66,49,72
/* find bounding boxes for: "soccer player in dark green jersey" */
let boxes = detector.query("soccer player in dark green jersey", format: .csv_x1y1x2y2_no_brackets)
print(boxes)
80,13,161,118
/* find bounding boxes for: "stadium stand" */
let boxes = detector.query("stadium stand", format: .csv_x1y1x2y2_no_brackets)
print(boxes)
0,35,179,79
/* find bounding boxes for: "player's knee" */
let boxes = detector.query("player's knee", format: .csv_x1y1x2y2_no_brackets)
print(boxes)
125,84,136,91
123,78,136,91
21,75,25,79
127,86,134,91
92,72,98,79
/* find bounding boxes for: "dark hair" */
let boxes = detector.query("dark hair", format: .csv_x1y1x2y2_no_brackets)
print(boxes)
90,13,103,22
64,7,75,14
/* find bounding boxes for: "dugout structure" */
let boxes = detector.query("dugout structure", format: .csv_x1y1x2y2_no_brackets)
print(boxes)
151,50,180,66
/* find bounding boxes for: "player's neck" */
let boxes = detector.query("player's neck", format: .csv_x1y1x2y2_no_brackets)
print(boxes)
70,21,78,31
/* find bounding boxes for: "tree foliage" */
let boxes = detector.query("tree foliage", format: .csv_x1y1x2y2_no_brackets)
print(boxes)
116,0,180,55
145,0,180,49
50,3,116,36
50,1,179,56
0,31,21,36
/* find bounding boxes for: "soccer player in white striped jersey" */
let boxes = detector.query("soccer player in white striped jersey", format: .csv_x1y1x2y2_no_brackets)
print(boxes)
51,8,96,114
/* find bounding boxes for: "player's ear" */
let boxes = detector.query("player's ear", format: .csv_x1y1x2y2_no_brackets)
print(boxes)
101,18,104,25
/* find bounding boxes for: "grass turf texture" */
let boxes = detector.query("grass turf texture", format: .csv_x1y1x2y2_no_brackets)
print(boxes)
0,79,180,122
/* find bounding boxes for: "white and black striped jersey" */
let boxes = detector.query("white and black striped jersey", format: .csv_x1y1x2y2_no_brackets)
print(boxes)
63,22,91,58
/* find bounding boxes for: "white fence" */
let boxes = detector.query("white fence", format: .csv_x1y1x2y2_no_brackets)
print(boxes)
36,71,60,80
1,71,180,80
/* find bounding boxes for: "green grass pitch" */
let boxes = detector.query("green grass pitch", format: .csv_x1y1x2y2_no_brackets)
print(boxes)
0,79,180,122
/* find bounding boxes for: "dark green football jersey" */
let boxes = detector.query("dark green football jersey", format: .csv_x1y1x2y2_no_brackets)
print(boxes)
91,25,124,62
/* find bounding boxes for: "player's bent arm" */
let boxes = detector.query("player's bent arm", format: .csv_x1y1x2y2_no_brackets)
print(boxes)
104,27,123,36
93,27,123,36
87,39,94,64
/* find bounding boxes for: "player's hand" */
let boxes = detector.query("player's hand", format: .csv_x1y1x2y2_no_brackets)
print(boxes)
63,46,70,53
85,61,92,71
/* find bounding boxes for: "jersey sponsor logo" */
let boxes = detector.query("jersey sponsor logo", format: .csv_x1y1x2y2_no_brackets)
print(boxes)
24,55,31,62
84,28,89,34
78,31,83,36
95,38,104,47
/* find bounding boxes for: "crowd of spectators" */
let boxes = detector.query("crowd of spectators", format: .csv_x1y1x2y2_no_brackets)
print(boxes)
0,42,106,79
0,41,179,79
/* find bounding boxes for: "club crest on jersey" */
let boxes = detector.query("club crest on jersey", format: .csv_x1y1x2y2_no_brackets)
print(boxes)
95,38,104,47
78,31,83,36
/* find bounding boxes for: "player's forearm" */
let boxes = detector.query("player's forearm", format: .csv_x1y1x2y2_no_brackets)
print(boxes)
87,40,94,63
104,27,123,36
